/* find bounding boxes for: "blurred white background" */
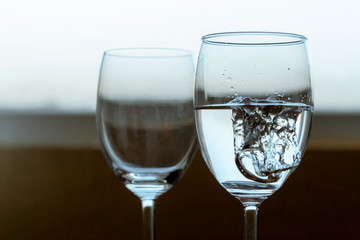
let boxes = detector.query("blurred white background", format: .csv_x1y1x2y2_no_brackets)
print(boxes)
0,0,359,113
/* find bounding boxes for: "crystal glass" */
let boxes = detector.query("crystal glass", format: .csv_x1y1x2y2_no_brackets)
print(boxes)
194,32,313,239
97,48,197,240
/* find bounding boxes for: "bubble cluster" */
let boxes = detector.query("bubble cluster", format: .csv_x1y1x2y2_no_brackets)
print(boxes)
228,96,309,183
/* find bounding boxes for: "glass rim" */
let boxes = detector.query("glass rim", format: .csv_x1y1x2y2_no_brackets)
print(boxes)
202,31,307,46
104,47,193,58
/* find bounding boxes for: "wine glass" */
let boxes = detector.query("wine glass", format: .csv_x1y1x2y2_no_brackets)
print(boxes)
96,48,197,240
194,32,313,239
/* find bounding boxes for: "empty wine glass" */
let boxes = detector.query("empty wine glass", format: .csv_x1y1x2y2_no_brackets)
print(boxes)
194,32,313,239
97,48,197,240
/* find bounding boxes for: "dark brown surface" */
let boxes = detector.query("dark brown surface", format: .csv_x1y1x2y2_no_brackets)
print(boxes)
0,148,359,240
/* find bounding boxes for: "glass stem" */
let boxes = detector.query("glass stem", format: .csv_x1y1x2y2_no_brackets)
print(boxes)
141,199,156,240
244,205,259,240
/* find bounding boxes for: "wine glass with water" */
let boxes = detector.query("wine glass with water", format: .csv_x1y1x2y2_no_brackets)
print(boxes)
194,32,313,239
96,48,197,240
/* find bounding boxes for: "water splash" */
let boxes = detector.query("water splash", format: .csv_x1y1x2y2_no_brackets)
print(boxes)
228,96,309,183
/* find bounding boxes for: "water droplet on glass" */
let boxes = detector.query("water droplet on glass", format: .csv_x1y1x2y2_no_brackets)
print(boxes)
288,67,291,71
275,90,278,94
230,87,234,91
234,92,238,96
227,77,232,82
283,89,287,92
288,97,291,100
258,73,261,75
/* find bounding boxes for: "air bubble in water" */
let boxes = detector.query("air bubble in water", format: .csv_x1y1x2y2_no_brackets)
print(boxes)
267,95,280,101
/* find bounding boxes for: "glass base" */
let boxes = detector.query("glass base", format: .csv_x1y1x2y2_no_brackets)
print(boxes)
222,181,279,205
126,182,172,200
